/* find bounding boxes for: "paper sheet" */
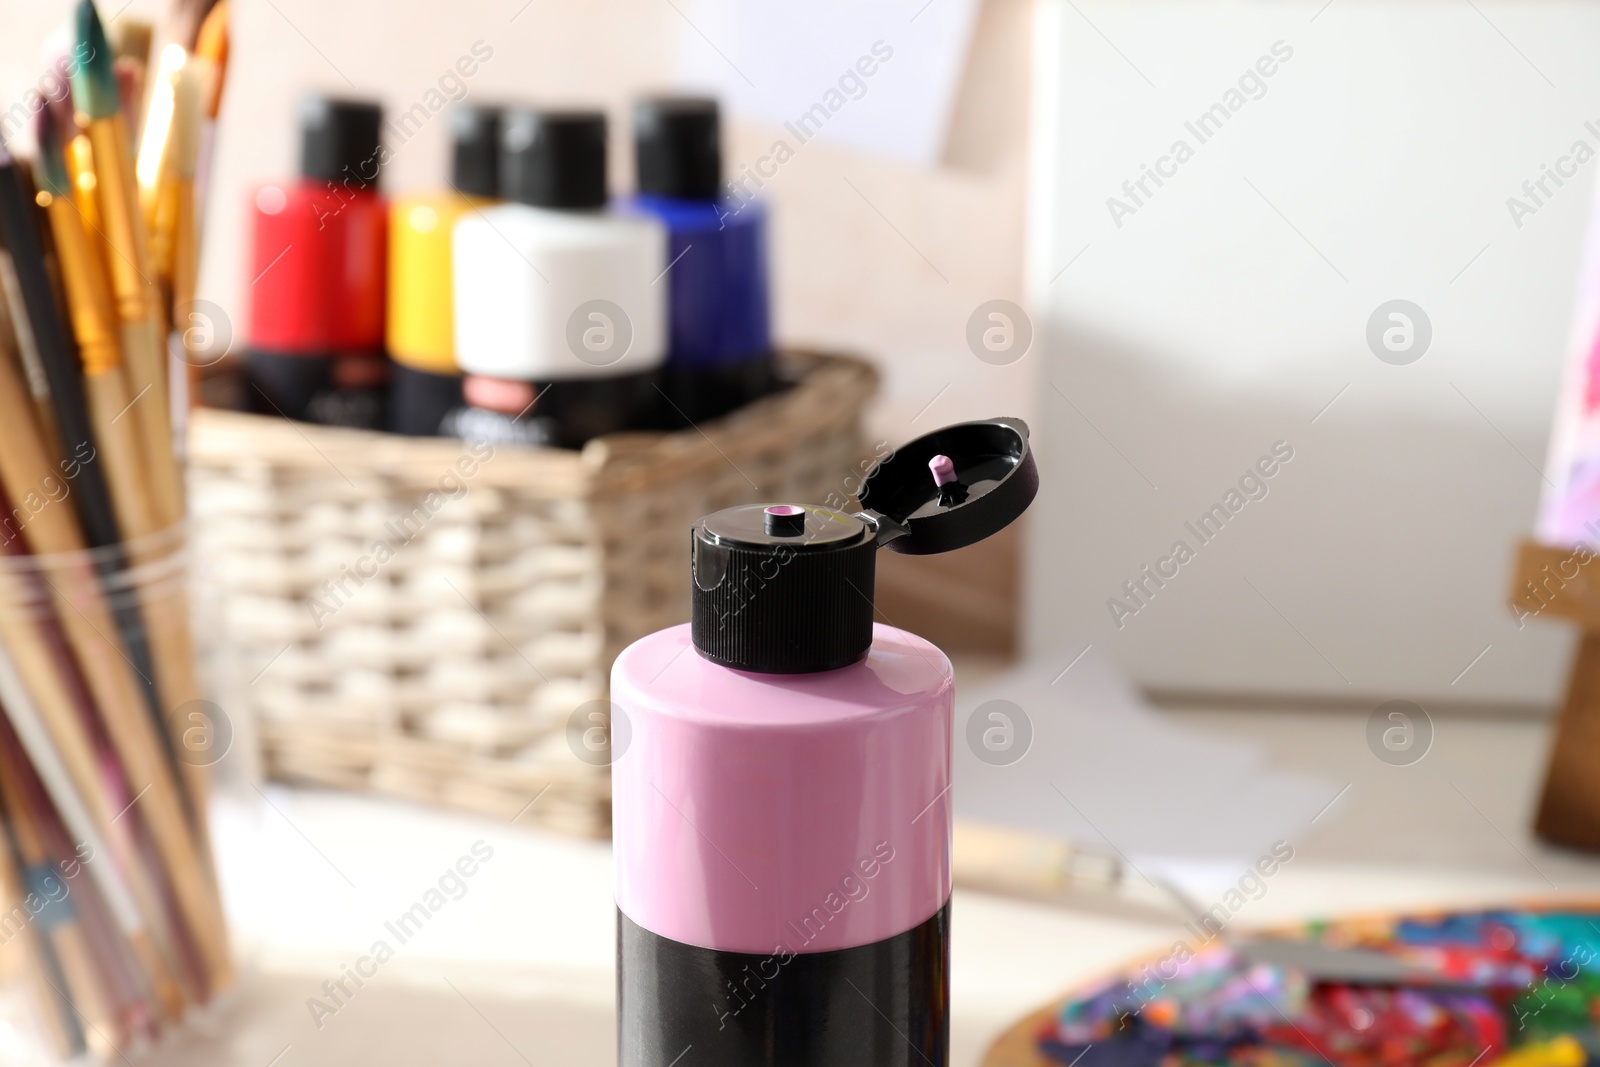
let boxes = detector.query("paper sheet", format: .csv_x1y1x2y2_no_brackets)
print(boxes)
955,645,1336,897
675,0,982,166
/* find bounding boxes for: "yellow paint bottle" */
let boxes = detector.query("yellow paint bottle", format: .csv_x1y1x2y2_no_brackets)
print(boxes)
386,104,500,435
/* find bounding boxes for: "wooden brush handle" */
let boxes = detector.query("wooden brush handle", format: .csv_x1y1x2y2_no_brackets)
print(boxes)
85,118,183,528
118,318,184,529
173,180,200,409
137,588,211,819
81,372,160,549
82,368,210,816
48,923,125,1055
0,573,104,833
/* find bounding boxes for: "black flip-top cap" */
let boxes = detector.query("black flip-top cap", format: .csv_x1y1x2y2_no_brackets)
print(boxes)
501,108,607,209
300,96,383,189
689,417,1038,673
634,96,720,200
451,105,503,198
859,417,1038,555
692,507,877,674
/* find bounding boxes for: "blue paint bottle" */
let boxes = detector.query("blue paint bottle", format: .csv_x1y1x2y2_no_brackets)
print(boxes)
632,97,773,426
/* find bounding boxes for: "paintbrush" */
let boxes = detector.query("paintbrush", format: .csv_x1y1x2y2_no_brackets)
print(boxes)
0,178,229,990
137,41,204,414
169,0,222,50
0,235,62,453
138,44,188,282
0,725,125,1053
0,144,180,758
0,513,192,1002
169,59,204,414
71,0,185,532
109,18,153,143
0,341,230,993
35,107,163,564
0,517,124,847
37,111,210,776
0,708,156,1037
70,7,216,824
52,619,211,1007
0,146,171,726
0,258,29,414
190,0,227,215
0,803,85,1060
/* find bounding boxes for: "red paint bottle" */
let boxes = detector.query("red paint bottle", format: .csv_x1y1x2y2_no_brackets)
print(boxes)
245,96,388,426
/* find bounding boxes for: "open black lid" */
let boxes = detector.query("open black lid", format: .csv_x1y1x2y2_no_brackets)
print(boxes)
690,417,1037,673
859,417,1037,555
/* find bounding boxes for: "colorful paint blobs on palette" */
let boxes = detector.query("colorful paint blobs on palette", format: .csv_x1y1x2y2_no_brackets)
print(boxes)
1037,909,1600,1067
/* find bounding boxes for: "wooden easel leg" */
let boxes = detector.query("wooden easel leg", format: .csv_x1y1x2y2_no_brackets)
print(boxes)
1536,630,1600,849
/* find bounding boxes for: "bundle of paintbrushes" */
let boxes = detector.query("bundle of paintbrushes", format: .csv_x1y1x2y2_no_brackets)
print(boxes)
0,0,234,1059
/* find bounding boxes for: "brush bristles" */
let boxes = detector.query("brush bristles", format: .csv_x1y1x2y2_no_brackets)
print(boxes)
171,63,203,177
175,0,223,50
40,69,79,142
195,1,229,119
109,18,153,64
32,109,70,199
195,0,228,61
71,0,120,121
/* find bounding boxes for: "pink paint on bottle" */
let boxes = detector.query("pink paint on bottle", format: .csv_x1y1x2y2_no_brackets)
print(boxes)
611,418,1038,1066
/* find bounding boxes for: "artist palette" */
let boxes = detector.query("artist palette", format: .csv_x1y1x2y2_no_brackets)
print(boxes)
984,905,1600,1067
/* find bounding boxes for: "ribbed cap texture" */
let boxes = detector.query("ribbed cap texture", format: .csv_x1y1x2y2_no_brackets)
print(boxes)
691,534,876,674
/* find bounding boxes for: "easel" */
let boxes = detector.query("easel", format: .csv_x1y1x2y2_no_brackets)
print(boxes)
1512,540,1600,849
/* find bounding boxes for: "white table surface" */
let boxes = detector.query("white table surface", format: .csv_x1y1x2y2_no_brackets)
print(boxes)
137,702,1600,1067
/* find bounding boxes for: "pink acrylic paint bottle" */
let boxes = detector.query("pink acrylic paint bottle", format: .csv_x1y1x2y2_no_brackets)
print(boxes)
611,418,1038,1066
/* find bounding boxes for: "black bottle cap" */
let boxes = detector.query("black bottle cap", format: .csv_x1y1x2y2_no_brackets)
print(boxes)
692,507,877,674
501,108,607,209
300,96,383,189
859,417,1039,555
634,96,720,200
690,417,1038,673
451,105,503,198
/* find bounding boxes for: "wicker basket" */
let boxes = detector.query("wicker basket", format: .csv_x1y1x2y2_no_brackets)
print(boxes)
187,352,879,837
